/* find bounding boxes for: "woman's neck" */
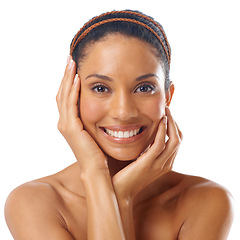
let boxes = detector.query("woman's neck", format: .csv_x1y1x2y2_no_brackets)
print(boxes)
107,156,134,178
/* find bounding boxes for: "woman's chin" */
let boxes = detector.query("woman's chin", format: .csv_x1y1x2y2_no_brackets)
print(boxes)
109,155,138,161
104,147,147,161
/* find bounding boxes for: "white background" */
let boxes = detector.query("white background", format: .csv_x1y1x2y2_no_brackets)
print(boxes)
1,0,239,239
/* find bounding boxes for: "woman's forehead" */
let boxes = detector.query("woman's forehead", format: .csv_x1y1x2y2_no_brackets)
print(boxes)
79,34,162,76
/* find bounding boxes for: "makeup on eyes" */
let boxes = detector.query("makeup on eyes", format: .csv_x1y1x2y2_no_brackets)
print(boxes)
91,83,110,93
91,82,156,94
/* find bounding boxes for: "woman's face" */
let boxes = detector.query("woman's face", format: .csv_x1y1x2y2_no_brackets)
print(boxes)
78,34,172,161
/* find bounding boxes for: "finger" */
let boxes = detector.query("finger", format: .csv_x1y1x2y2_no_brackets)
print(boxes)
149,116,167,156
56,56,73,112
57,56,71,97
162,147,178,172
164,107,182,152
152,141,179,173
60,67,77,121
137,116,167,165
68,75,81,119
165,107,181,142
56,77,64,113
174,119,183,141
61,57,77,103
152,107,182,169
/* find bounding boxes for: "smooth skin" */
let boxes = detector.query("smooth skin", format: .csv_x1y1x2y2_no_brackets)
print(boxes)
5,34,233,240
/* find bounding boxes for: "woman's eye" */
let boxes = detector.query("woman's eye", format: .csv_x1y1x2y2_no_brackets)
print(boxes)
92,85,109,93
135,84,155,93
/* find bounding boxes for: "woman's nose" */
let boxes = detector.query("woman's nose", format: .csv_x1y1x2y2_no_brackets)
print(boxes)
109,90,138,121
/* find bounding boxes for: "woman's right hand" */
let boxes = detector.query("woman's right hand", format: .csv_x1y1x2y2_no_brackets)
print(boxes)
56,56,108,173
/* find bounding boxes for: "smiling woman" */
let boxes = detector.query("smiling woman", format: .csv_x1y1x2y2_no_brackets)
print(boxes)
78,34,168,161
5,10,233,240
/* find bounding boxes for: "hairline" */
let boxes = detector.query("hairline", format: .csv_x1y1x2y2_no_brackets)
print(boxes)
76,32,166,73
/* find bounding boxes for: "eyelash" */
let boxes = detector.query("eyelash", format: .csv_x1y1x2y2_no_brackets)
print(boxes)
134,83,155,93
91,83,110,93
91,83,156,94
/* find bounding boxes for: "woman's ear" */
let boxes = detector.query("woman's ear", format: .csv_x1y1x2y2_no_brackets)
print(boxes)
165,82,175,107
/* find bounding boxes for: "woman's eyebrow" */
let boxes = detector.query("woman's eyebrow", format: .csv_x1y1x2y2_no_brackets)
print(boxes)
85,74,113,81
136,73,159,81
85,73,158,81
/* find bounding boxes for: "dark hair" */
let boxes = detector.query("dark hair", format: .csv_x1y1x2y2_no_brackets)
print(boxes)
70,10,171,91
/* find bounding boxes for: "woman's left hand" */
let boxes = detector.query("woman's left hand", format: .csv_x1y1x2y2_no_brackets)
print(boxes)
112,107,183,203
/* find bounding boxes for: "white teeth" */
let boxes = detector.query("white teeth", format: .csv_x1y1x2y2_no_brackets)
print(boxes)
124,131,129,138
106,129,111,136
130,130,134,137
118,131,124,138
104,127,142,138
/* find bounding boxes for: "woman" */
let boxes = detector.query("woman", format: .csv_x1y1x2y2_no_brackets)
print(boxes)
5,10,233,240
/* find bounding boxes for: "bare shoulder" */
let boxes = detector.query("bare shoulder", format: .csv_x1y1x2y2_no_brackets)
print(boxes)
179,173,234,213
176,173,234,239
5,180,74,240
5,180,63,203
177,172,233,201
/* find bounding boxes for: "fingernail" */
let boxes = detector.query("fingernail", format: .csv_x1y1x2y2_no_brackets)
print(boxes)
163,116,167,124
165,106,170,114
68,58,74,70
74,74,79,84
67,55,71,65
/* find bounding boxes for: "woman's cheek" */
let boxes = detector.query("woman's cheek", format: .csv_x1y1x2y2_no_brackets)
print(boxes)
140,96,165,121
80,95,106,127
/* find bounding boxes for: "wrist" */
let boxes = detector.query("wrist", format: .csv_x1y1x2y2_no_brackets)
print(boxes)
117,196,134,209
80,167,110,183
114,186,134,208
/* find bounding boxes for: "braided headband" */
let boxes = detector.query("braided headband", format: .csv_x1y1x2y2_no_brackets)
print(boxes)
70,11,171,66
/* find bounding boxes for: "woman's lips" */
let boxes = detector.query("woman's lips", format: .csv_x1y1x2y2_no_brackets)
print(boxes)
99,125,147,143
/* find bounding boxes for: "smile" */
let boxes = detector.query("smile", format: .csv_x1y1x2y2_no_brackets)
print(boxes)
103,127,144,139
